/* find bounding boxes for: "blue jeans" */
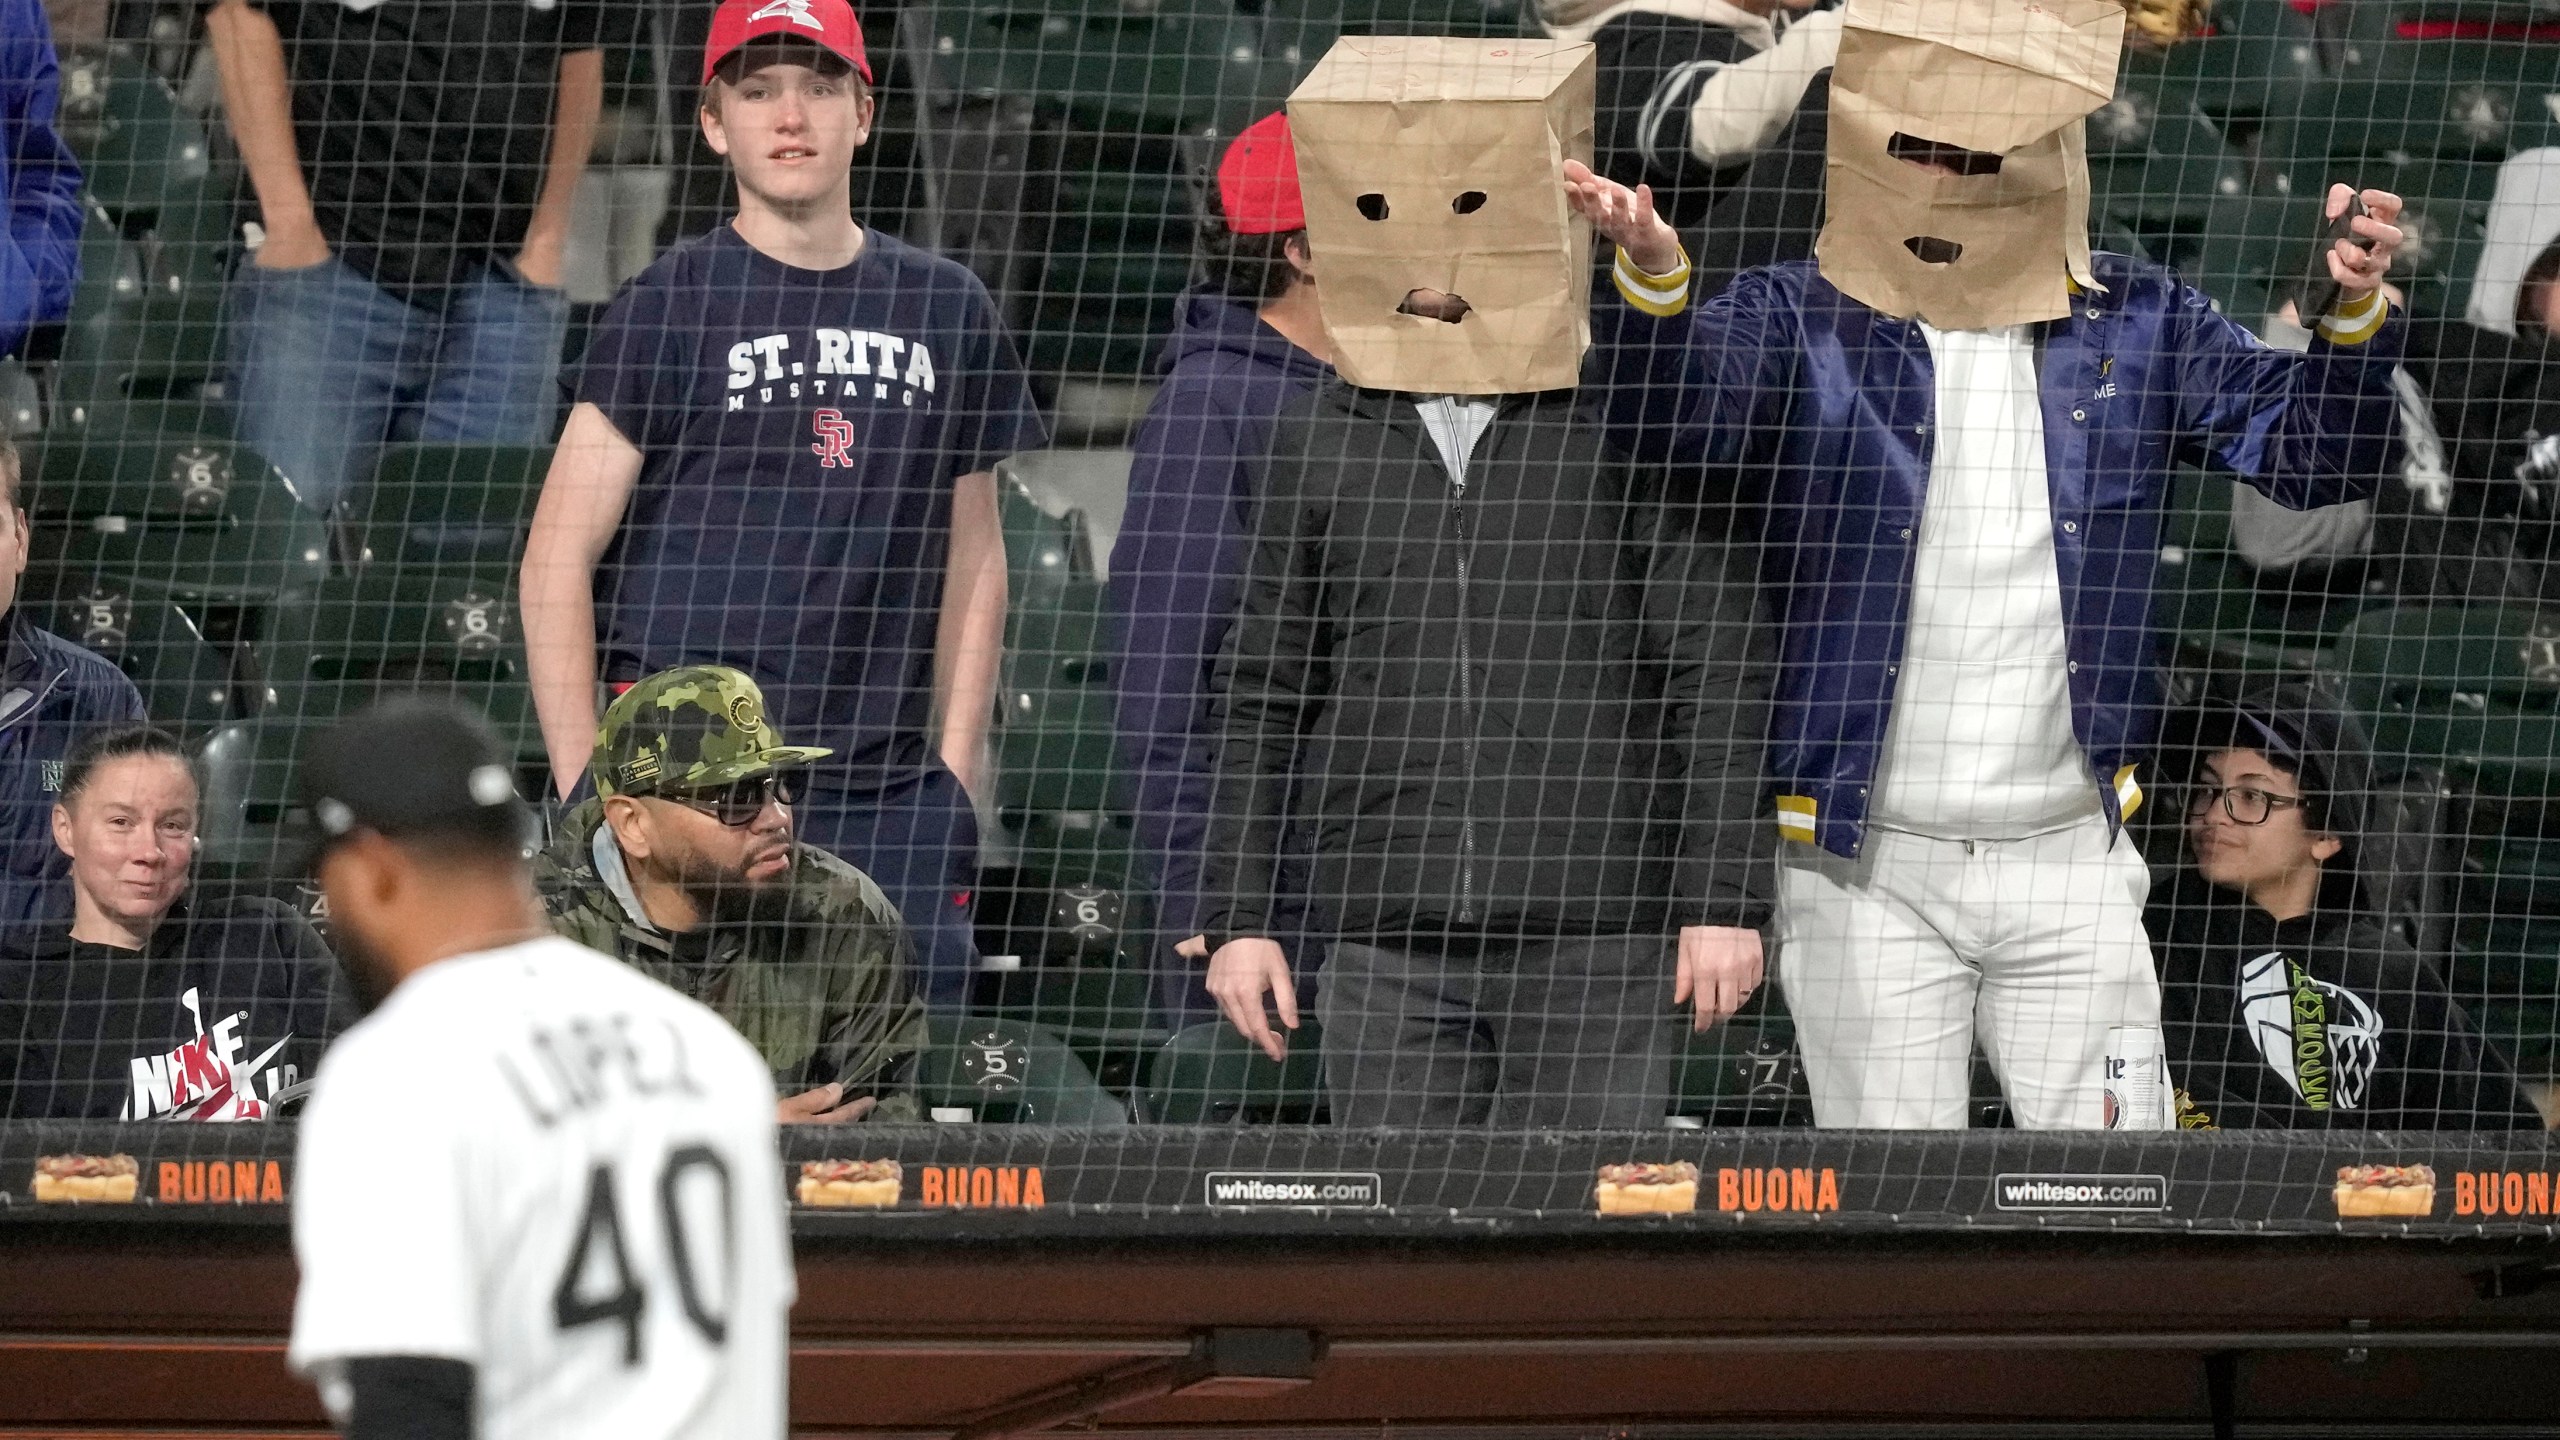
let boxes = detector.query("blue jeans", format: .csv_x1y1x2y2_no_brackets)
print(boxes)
793,767,982,1012
226,256,569,512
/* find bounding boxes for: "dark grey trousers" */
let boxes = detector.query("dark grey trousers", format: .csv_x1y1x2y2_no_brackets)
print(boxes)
1317,935,1676,1128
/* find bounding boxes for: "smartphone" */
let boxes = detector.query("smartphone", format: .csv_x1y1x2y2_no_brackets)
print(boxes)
2298,190,2370,323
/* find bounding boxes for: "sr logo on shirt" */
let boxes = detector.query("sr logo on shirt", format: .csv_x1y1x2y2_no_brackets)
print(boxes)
811,410,857,468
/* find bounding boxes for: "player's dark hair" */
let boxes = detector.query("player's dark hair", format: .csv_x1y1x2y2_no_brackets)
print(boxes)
1198,218,1309,305
386,824,531,875
2519,238,2560,338
61,724,192,808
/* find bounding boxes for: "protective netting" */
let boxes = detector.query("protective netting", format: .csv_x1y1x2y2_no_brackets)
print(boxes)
3,0,2559,1227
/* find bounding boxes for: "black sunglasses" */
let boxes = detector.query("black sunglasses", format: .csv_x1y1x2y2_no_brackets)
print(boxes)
655,771,798,827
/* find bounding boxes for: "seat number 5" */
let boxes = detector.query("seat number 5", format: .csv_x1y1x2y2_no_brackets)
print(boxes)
552,1145,735,1365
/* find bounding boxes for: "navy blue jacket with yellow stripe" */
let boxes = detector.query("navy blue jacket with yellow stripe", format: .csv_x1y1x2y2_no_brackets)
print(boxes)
1589,249,2404,859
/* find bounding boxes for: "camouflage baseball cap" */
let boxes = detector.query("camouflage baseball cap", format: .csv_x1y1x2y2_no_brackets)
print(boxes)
593,666,831,800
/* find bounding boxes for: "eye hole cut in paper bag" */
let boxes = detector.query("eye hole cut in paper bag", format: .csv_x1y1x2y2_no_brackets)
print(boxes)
1816,0,2125,330
1288,37,1597,395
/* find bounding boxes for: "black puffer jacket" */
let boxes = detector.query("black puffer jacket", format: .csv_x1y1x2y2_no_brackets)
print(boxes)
1200,382,1773,949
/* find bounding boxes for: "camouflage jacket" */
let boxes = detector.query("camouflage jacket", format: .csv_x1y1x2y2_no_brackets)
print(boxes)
534,799,927,1118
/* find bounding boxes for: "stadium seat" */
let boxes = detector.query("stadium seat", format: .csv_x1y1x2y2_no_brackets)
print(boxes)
2155,469,2381,685
2117,32,2322,140
971,961,1169,1092
2450,912,2560,1073
914,1015,1132,1125
2324,604,2560,803
190,717,309,881
1668,1012,1814,1126
2087,96,2253,270
51,49,219,226
248,572,541,760
21,574,243,734
1,361,38,435
993,480,1134,886
1135,1020,1329,1124
54,194,227,418
17,419,332,602
2267,44,2560,181
350,443,554,581
2379,159,2498,319
915,0,1261,135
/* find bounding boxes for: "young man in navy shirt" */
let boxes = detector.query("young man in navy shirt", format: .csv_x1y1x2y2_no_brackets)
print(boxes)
521,0,1048,1009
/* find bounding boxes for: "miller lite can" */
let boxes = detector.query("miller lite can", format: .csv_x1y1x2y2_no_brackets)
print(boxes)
2102,1023,2173,1130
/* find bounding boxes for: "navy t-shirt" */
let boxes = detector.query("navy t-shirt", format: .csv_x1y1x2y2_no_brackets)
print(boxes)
574,226,1048,792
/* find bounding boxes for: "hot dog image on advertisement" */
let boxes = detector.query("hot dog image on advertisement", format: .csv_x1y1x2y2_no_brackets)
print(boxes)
1596,1161,1700,1216
32,1153,140,1204
798,1158,902,1209
2334,1163,2436,1218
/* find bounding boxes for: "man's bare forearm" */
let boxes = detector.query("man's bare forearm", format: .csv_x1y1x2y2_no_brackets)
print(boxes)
935,470,1007,799
205,0,321,252
516,49,604,286
521,552,603,798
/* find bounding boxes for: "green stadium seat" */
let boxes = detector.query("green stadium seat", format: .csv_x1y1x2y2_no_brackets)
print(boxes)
2268,45,2560,181
351,443,554,581
2155,469,2380,685
972,962,1170,1091
18,419,332,602
2450,913,2560,1074
22,574,242,734
2117,32,2322,139
917,0,1262,134
2087,97,2254,270
191,717,308,881
2380,160,2498,320
2325,605,2560,806
2190,187,2322,321
1,361,37,435
914,1015,1131,1124
55,194,228,417
249,572,540,759
1669,1013,1813,1126
993,480,1133,887
51,50,219,226
1135,1020,1330,1124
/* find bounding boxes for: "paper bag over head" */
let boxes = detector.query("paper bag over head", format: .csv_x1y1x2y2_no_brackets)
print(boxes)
1816,0,2126,330
1288,36,1597,395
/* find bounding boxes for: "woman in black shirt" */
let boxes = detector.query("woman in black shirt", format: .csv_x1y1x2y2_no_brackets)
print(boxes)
0,724,341,1120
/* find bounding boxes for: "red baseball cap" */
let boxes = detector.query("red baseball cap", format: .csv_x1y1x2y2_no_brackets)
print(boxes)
703,0,873,86
1217,112,1304,236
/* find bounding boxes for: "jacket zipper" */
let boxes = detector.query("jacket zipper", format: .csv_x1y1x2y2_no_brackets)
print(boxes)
1447,454,1481,927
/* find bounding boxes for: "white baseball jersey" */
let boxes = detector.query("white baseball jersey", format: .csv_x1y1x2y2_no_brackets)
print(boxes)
288,936,793,1440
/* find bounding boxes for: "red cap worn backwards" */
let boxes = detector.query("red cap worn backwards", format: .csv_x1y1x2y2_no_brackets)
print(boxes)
704,0,873,86
1217,112,1304,236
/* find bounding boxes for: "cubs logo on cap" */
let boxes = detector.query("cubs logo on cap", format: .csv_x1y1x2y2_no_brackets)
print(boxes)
704,0,873,85
594,665,833,801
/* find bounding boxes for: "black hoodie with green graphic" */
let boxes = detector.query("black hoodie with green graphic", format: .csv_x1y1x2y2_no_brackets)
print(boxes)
2149,875,2541,1131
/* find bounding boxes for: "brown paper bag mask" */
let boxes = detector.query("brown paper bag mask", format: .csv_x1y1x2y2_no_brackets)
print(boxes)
1289,37,1596,395
1816,0,2125,329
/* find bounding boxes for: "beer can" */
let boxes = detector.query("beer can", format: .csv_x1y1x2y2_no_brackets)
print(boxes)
2102,1023,2173,1130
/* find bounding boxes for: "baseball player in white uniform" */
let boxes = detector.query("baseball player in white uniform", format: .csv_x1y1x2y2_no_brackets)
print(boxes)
285,700,793,1440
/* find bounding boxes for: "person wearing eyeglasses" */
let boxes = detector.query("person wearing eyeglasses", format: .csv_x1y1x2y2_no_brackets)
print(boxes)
532,664,926,1124
2148,711,2542,1130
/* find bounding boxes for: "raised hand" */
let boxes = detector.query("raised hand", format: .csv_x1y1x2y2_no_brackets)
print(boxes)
1561,159,1683,278
2323,183,2406,307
